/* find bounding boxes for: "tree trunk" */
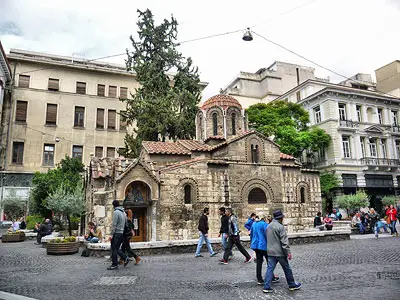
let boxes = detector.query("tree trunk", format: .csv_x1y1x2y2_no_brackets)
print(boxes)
67,214,72,236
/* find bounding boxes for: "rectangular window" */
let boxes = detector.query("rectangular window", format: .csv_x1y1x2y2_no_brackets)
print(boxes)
106,147,115,158
119,111,127,130
392,110,398,126
15,101,28,123
338,103,346,121
378,108,383,124
108,86,117,98
46,104,57,125
97,84,105,97
72,145,83,161
43,144,55,166
12,142,24,165
74,106,85,128
108,110,116,129
96,108,104,129
396,140,400,159
120,87,128,99
360,137,365,158
18,75,30,88
313,106,321,124
76,82,86,94
356,105,362,122
369,139,377,157
342,136,351,158
48,78,59,91
95,146,103,158
381,139,387,158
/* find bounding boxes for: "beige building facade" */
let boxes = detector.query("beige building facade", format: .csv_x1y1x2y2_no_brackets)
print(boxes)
376,60,400,97
86,94,321,241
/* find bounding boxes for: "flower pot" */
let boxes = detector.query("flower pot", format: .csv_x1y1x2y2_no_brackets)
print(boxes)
46,242,79,255
2,233,25,243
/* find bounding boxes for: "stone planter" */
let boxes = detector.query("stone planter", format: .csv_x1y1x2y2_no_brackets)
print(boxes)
2,233,25,243
47,242,79,255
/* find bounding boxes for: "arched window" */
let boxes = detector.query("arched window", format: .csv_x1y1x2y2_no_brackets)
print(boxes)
248,188,267,204
232,113,236,135
184,185,192,204
212,112,218,135
251,144,259,163
300,187,306,203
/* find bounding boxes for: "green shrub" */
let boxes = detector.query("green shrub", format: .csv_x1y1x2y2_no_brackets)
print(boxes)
26,215,44,230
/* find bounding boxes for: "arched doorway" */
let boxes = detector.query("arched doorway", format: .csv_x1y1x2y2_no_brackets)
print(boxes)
123,181,151,242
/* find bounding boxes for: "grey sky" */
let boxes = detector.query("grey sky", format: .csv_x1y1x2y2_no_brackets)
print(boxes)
1,0,399,100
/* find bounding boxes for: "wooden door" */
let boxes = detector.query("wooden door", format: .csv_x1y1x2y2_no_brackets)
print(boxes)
131,208,146,242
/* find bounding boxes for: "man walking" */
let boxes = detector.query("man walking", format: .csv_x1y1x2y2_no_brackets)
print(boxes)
250,213,279,285
220,208,252,264
263,210,301,293
218,207,230,254
195,207,218,258
107,200,129,270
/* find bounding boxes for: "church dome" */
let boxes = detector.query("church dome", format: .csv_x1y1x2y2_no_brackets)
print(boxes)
201,94,242,110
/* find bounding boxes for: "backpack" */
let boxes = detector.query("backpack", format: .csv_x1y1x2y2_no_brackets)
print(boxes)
124,220,134,237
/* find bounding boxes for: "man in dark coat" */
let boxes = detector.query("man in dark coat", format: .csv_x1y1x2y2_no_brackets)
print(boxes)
195,207,217,258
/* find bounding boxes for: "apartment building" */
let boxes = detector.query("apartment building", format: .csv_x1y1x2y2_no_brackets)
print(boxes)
221,61,329,108
275,78,400,212
0,49,140,219
375,60,400,97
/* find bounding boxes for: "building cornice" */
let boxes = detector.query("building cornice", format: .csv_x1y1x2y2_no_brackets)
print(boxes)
0,42,12,82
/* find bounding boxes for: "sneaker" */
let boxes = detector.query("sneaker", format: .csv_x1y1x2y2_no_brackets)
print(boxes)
288,283,302,291
263,288,274,293
210,252,218,257
124,257,130,267
257,280,264,285
195,254,203,258
272,276,280,283
134,257,141,265
244,257,253,263
219,259,228,265
107,265,118,270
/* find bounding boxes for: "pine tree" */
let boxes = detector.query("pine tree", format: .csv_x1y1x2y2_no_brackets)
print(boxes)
121,9,201,157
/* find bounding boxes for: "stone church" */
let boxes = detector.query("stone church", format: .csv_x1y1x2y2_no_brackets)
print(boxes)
85,94,321,242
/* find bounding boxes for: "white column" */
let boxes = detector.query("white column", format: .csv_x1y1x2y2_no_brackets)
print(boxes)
151,203,157,242
354,134,362,160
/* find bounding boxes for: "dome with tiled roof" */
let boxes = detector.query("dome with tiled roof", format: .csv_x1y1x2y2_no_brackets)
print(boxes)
201,94,242,110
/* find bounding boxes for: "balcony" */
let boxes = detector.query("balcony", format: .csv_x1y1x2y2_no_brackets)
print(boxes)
391,124,400,135
361,157,400,168
339,119,357,130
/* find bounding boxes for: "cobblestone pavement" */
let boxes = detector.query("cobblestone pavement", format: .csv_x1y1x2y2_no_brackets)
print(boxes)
0,237,399,300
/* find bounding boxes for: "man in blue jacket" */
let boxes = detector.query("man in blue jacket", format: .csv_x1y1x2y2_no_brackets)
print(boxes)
250,214,279,285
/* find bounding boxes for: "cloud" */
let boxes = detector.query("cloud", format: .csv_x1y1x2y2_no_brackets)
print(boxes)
1,0,399,100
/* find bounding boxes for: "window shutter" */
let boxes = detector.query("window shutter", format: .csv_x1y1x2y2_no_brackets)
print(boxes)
97,84,105,96
107,147,115,158
95,147,103,157
120,87,128,98
96,109,104,129
48,78,59,91
108,110,116,129
19,75,30,88
109,86,117,98
46,104,57,125
119,111,127,130
16,101,28,122
76,82,86,94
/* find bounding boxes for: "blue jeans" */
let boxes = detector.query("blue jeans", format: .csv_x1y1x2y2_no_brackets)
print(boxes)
221,233,228,250
375,224,388,236
195,232,214,256
264,256,296,289
390,220,398,234
88,237,99,243
357,223,366,234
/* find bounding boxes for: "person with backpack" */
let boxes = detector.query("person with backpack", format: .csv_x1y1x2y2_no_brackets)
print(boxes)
121,209,141,265
219,208,252,265
107,200,129,270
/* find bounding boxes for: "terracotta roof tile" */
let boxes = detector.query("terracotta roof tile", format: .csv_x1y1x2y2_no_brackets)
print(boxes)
204,135,226,142
142,141,191,155
177,140,211,151
280,153,295,160
201,94,242,110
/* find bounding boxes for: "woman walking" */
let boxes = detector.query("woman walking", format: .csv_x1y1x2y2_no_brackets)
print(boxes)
121,209,141,264
386,205,398,237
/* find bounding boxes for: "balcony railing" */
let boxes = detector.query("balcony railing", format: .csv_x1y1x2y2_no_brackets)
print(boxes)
361,157,400,166
339,119,357,128
391,124,400,133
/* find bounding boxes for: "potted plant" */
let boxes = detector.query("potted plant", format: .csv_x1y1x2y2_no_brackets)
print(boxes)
46,236,79,255
2,230,26,243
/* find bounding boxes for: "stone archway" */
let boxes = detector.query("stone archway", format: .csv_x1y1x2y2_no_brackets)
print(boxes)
123,181,152,242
